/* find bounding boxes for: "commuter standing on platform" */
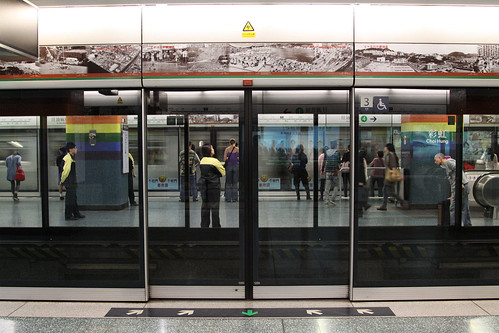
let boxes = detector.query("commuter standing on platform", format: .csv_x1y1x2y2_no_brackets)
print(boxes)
5,150,22,201
291,144,311,201
323,143,341,206
199,144,225,228
481,148,499,170
128,153,138,206
434,153,472,226
369,150,385,197
223,138,239,202
341,145,351,197
56,146,66,200
377,143,404,211
318,148,326,201
357,149,371,216
179,142,200,202
61,142,85,221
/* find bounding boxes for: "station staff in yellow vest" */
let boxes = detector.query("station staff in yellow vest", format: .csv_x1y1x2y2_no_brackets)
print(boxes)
199,144,225,228
61,142,85,221
128,153,137,206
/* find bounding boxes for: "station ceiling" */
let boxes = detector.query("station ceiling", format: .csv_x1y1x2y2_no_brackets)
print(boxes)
28,0,499,7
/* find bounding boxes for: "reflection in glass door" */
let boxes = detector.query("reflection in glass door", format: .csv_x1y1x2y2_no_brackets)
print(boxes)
252,90,350,298
0,116,41,228
353,90,457,299
147,91,245,298
0,90,145,301
352,88,499,300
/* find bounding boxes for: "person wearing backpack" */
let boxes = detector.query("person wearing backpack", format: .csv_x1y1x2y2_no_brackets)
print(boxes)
199,144,225,228
223,138,239,202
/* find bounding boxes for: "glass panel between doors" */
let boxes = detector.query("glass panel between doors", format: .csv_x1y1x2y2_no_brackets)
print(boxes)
254,90,350,286
0,89,143,287
147,90,244,286
354,88,499,288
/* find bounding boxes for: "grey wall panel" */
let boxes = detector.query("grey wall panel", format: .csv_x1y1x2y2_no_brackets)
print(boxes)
150,286,245,299
0,287,146,301
254,286,349,299
352,286,499,301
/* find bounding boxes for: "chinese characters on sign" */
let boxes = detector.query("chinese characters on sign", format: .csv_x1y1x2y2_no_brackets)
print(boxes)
258,178,281,190
427,129,448,144
148,177,179,190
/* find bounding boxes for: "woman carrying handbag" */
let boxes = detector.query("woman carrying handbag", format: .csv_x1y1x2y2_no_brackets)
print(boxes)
377,143,404,211
5,151,22,201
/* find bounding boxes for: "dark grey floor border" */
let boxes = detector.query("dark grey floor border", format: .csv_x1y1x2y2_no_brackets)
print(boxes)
105,307,395,318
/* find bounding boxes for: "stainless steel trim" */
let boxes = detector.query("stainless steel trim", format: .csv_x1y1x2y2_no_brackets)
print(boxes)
352,286,499,301
150,286,245,299
0,287,146,301
141,88,149,300
253,286,348,299
349,87,355,300
0,43,37,61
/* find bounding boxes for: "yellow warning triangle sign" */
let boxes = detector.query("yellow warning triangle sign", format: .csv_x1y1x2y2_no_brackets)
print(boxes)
117,97,123,104
243,21,254,32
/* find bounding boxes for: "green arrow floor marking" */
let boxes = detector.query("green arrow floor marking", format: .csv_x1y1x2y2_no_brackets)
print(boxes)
242,309,258,316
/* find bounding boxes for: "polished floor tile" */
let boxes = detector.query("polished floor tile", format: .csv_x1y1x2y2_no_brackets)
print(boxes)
104,318,285,333
0,302,25,317
8,302,146,318
473,300,499,315
1,316,499,333
284,316,499,333
1,194,496,227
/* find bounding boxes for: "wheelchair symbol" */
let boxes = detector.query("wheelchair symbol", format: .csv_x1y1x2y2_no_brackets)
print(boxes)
377,98,387,111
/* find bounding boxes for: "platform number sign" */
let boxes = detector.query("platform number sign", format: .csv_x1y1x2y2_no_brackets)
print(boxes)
360,96,389,112
360,96,373,112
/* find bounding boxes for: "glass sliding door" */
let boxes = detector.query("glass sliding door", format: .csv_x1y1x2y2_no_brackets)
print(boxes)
253,90,350,299
0,116,41,227
147,90,245,298
352,88,499,300
0,89,145,300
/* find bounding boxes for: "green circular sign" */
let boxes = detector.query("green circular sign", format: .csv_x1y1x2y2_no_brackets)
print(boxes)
296,107,304,114
361,115,367,122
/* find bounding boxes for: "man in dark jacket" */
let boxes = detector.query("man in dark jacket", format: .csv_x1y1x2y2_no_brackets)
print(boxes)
199,144,225,228
179,142,200,202
61,142,85,221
